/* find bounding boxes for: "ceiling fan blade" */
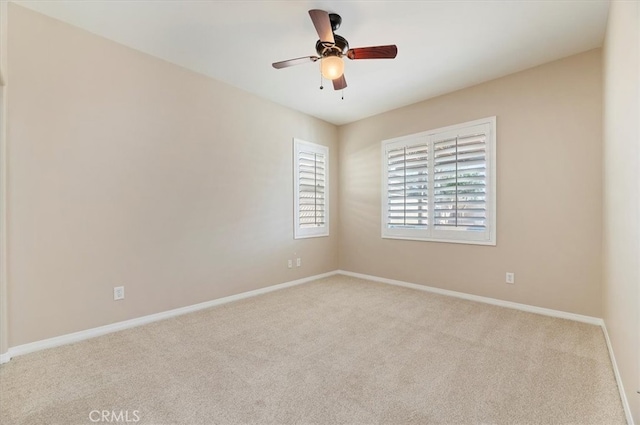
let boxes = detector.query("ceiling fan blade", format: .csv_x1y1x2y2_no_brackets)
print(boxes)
333,75,347,90
309,9,335,44
347,45,398,60
272,56,319,69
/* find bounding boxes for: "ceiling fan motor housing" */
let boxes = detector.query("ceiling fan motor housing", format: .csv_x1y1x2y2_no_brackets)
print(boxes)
316,34,349,57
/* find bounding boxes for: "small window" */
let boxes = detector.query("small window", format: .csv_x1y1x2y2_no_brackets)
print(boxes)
381,117,496,245
294,139,329,239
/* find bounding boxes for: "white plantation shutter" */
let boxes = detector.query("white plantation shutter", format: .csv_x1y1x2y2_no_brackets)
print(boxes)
386,143,429,228
433,130,487,231
382,118,495,245
294,139,329,239
298,151,326,228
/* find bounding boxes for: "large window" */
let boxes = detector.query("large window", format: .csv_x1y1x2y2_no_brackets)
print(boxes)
294,139,329,239
381,117,496,245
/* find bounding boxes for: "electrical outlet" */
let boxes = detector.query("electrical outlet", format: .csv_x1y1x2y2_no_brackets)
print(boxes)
287,259,293,269
113,286,125,300
296,258,301,267
506,272,515,284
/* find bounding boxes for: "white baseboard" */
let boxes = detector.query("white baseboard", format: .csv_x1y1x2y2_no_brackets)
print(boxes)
602,322,635,425
337,270,603,325
2,271,338,363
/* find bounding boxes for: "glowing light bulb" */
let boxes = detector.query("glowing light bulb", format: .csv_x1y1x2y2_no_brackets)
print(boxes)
321,56,344,80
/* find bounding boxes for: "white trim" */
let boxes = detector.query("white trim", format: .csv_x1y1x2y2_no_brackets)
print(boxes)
337,270,602,325
2,271,338,362
602,322,635,425
380,116,496,246
293,138,329,239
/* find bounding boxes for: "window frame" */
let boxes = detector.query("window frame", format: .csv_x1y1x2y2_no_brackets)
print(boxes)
381,117,496,246
293,138,329,239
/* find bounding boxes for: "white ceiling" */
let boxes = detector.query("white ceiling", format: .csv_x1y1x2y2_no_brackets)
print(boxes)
15,0,609,125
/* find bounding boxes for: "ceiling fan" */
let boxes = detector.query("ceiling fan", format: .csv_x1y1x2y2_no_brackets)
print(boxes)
272,9,398,91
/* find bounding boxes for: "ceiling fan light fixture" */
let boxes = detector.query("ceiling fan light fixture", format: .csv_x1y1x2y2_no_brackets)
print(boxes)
272,10,397,92
321,55,344,80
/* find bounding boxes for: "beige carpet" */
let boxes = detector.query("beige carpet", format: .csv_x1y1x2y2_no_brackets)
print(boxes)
0,275,626,424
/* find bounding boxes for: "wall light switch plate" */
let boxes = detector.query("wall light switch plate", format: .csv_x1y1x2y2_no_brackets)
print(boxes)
506,273,515,284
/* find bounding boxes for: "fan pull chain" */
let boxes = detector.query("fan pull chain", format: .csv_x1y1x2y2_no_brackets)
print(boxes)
341,89,344,100
319,69,324,90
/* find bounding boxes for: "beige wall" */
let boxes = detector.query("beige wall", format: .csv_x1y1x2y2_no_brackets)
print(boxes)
6,4,338,347
339,49,603,317
603,0,640,422
0,0,7,357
